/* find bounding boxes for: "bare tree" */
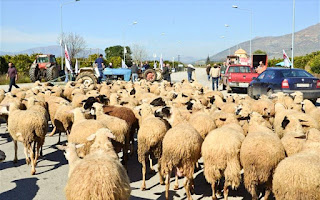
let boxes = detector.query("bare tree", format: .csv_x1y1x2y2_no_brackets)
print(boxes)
58,32,86,59
131,44,148,64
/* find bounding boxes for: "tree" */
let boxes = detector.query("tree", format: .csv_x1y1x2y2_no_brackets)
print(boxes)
253,50,267,55
309,54,320,74
206,55,211,65
131,44,148,65
0,56,8,74
108,56,122,68
105,45,132,66
58,32,87,59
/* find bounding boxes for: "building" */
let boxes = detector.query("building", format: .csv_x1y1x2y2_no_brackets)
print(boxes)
234,48,248,59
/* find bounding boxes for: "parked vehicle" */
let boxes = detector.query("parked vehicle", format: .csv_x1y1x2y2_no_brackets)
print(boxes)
29,54,60,82
248,67,320,102
222,65,259,92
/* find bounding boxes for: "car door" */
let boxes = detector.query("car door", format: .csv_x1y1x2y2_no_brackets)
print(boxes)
260,70,276,95
252,71,267,96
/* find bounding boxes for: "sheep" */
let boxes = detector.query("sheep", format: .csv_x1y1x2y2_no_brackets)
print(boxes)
188,112,216,139
272,129,320,200
91,102,130,167
138,114,170,190
7,102,48,175
240,124,285,200
302,99,320,124
160,122,203,200
202,123,245,200
211,111,238,128
61,128,131,200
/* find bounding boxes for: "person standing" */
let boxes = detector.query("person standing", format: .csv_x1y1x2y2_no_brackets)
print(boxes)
131,62,138,82
187,64,195,82
162,63,171,82
95,54,105,84
210,64,221,91
6,62,19,92
206,64,211,81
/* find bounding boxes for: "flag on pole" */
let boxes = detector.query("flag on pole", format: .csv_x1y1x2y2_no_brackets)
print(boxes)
75,59,79,74
121,59,127,68
283,49,291,68
64,44,72,72
160,54,163,71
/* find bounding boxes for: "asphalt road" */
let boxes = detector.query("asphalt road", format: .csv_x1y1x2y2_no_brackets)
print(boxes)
0,68,317,200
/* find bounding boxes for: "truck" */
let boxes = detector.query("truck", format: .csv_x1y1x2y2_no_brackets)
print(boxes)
222,64,259,92
29,54,60,82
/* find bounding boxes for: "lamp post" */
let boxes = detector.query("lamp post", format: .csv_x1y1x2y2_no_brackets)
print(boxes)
123,21,138,65
291,0,295,68
60,0,80,71
232,5,252,62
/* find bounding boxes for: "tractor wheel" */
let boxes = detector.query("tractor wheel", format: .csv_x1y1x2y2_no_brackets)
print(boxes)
45,66,58,82
155,70,163,81
76,71,97,88
144,69,157,82
29,67,39,82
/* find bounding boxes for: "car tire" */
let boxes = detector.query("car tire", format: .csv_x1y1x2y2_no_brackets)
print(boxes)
76,71,97,88
29,67,39,82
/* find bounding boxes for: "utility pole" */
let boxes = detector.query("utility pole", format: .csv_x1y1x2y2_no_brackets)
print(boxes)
291,0,295,68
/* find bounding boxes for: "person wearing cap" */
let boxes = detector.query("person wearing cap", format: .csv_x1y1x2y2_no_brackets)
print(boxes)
206,64,211,81
210,64,221,91
187,64,195,82
95,54,105,84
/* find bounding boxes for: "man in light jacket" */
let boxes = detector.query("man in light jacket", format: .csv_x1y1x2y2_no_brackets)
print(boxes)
210,64,221,91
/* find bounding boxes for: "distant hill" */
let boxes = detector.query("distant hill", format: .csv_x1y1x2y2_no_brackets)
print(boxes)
0,45,105,58
207,23,320,62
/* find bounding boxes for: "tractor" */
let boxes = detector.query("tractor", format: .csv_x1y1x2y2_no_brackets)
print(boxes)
29,54,60,82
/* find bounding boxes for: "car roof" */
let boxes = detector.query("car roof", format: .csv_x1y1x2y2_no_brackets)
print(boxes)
266,67,304,71
229,65,251,67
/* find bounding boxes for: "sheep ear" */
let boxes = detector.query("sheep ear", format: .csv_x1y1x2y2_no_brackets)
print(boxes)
87,134,96,141
106,132,116,139
56,145,67,151
75,144,84,149
281,116,290,129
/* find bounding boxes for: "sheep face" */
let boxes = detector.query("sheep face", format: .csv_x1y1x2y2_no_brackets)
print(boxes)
154,107,172,119
235,104,251,119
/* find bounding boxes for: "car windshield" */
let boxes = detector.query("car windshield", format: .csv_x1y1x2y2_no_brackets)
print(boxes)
228,66,251,73
37,57,49,63
281,70,313,78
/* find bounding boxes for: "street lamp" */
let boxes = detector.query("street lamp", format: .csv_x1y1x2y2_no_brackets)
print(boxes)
232,5,252,62
60,0,80,71
123,21,138,65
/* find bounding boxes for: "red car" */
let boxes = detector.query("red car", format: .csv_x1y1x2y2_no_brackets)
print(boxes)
222,65,259,92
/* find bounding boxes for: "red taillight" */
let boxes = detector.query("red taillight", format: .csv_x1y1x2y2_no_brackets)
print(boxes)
317,80,320,88
282,79,289,89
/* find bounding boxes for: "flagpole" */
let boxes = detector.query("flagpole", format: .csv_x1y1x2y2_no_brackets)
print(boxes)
291,0,295,68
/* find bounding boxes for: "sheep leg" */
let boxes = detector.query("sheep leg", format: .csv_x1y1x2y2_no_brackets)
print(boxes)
223,182,229,200
158,162,164,185
165,170,172,200
184,177,193,200
34,141,41,167
29,146,36,175
249,184,258,200
141,158,146,191
149,155,155,172
122,142,129,170
264,177,272,200
174,169,179,190
211,182,217,200
48,125,56,136
58,131,61,144
13,140,18,163
129,130,135,156
23,145,30,165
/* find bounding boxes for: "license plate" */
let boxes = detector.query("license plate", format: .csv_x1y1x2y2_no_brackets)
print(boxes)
297,83,309,88
239,83,249,87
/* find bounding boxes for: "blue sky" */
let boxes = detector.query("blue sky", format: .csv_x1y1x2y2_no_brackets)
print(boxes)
1,0,319,61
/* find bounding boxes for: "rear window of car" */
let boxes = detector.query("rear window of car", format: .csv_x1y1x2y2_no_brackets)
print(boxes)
281,70,313,78
228,66,251,73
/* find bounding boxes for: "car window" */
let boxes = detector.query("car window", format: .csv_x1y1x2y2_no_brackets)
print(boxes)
264,71,276,80
281,70,313,78
228,67,239,73
50,56,56,63
257,71,266,80
239,66,251,73
228,66,250,73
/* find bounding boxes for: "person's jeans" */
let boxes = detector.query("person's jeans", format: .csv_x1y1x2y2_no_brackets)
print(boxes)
97,68,103,84
132,73,138,82
187,72,192,82
212,77,219,91
8,77,19,92
208,75,210,81
65,71,69,82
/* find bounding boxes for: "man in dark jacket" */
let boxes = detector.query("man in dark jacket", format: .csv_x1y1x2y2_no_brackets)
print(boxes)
162,63,171,82
206,64,211,81
131,62,139,82
6,62,19,92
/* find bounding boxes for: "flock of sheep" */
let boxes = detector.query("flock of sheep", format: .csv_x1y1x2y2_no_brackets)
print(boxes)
0,79,320,200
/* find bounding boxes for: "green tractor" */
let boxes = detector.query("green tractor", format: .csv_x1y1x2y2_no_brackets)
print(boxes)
29,54,60,82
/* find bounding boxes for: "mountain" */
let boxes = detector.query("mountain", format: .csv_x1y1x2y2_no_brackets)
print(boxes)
208,23,320,62
0,45,105,57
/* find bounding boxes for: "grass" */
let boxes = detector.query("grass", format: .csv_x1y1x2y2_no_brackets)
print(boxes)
0,73,31,85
